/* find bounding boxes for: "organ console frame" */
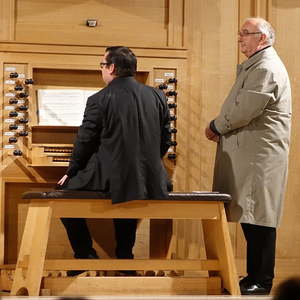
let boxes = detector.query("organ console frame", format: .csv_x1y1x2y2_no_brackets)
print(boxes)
0,46,187,288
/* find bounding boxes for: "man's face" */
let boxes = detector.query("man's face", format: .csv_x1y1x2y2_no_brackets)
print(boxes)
100,52,115,84
238,20,263,58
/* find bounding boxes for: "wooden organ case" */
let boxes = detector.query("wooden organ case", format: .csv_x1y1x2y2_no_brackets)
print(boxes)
1,0,299,293
0,48,187,290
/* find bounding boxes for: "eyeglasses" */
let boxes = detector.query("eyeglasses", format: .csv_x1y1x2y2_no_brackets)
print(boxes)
99,62,109,69
238,31,262,37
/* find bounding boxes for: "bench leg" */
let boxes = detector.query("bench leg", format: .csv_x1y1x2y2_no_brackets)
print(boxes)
202,203,240,295
10,205,52,296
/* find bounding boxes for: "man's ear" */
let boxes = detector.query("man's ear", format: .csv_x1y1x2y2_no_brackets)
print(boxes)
108,63,115,75
260,33,268,44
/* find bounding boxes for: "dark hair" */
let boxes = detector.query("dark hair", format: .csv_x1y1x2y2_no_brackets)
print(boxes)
273,277,300,300
105,46,137,77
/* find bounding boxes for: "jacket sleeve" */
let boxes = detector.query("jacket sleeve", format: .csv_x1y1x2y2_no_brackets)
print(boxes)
214,68,276,135
66,95,103,177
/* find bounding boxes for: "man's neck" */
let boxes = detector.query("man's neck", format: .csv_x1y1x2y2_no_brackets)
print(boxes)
249,45,271,59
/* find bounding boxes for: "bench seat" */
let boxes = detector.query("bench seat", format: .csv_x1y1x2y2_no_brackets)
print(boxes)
10,190,240,296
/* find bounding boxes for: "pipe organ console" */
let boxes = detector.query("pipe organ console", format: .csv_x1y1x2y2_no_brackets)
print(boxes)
2,65,178,169
0,55,184,290
0,0,188,293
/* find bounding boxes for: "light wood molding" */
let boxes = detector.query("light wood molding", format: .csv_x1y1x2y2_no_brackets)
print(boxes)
253,0,272,19
0,0,15,41
21,258,220,271
43,277,221,296
0,179,5,265
167,0,184,48
0,42,187,59
239,0,272,22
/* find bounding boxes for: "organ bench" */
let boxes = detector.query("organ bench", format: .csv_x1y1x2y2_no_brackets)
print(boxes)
10,190,240,296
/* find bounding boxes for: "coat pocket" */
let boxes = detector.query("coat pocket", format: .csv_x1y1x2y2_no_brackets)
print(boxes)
222,132,239,150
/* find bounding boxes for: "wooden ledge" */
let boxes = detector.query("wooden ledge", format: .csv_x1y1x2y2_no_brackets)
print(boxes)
18,258,219,271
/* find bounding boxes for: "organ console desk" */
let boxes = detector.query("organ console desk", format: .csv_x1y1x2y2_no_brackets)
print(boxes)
0,48,193,294
2,67,178,167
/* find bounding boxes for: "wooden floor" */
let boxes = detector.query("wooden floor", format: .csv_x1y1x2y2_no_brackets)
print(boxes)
0,295,272,300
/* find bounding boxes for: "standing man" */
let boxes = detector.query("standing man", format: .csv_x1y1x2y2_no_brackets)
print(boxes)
205,18,291,295
57,46,171,273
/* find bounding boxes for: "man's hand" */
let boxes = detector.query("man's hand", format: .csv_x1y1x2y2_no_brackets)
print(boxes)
205,126,220,143
211,134,220,143
57,174,69,186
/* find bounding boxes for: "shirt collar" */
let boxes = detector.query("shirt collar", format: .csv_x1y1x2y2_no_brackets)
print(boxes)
248,45,271,59
240,46,275,71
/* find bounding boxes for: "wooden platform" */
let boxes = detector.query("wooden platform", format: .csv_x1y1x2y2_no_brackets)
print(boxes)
2,295,272,300
9,190,240,296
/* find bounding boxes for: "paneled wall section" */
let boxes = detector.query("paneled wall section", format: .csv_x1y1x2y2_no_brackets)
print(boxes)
0,0,300,290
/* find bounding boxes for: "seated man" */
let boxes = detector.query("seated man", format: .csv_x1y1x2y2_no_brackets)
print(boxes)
57,46,172,273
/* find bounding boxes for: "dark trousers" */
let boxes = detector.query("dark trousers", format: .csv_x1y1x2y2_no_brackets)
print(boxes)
61,218,137,259
241,223,276,288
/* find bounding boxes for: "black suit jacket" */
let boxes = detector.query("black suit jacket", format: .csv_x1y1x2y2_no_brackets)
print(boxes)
64,76,172,203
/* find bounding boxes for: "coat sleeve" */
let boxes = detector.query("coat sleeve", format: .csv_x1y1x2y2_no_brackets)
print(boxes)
66,95,103,177
214,68,277,135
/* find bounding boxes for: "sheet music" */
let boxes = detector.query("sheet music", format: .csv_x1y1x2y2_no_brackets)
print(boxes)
37,89,98,126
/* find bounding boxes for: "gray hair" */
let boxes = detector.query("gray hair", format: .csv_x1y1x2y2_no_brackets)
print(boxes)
245,17,275,45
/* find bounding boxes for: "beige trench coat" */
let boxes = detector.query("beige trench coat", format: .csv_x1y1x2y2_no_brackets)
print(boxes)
213,47,291,227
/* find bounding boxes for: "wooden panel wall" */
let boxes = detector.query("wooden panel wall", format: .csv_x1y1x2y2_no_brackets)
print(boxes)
233,0,300,283
0,0,15,41
12,0,183,48
172,0,239,260
180,0,300,286
268,0,300,279
0,0,300,289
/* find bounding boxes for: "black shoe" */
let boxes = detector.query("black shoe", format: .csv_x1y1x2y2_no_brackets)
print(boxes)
239,276,251,288
67,251,99,277
240,282,271,295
